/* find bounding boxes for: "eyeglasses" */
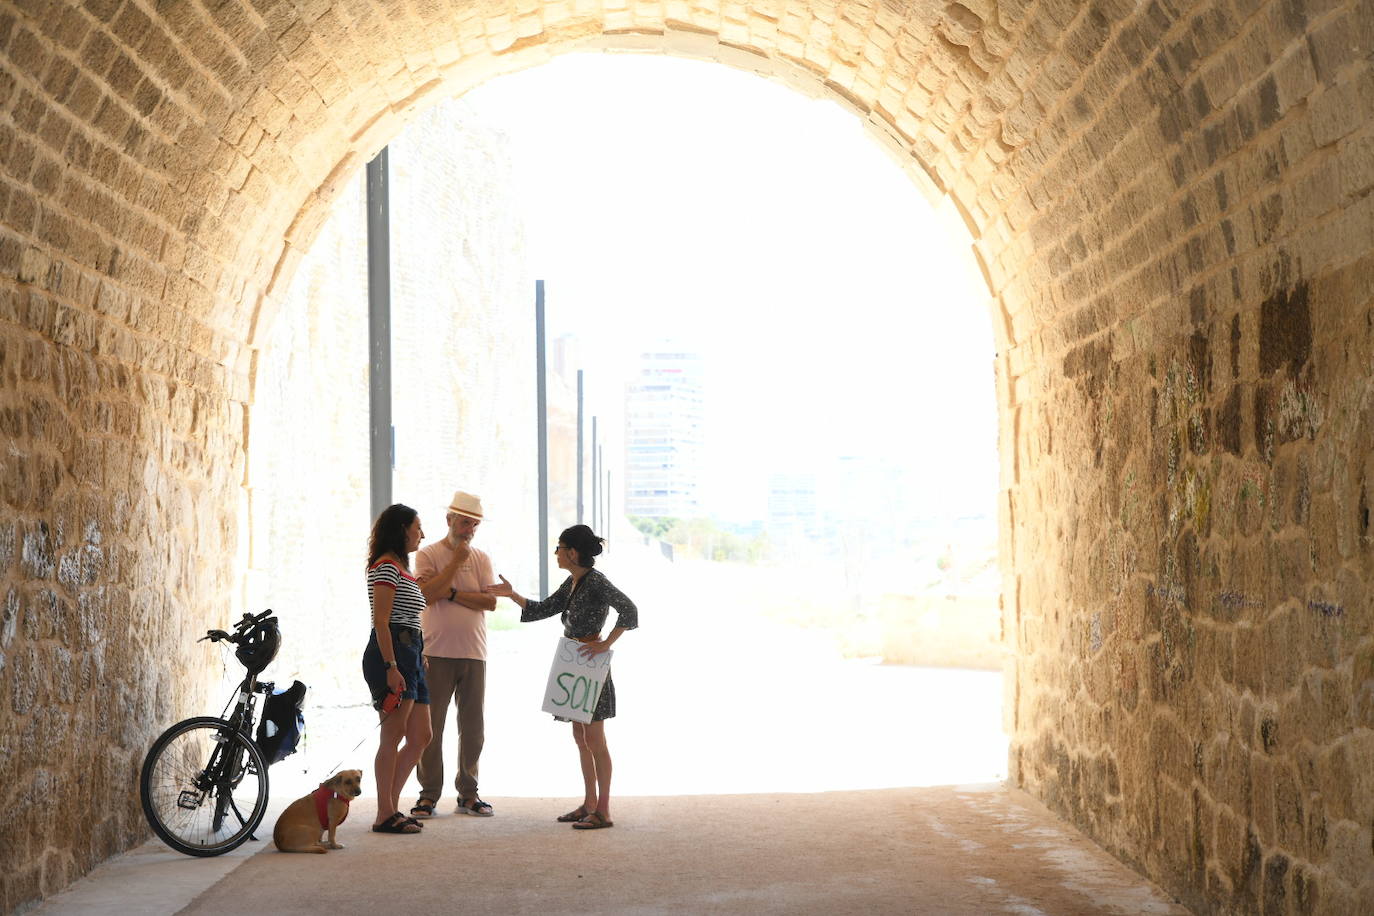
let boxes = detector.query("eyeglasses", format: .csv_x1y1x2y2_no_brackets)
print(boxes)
552,545,565,554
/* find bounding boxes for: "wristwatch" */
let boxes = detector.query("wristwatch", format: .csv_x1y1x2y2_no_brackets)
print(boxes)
448,587,457,602
384,660,397,670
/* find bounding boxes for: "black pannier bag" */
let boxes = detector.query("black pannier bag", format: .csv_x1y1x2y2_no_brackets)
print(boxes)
255,679,307,765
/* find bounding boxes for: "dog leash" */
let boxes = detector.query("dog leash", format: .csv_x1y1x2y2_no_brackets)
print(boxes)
313,691,401,780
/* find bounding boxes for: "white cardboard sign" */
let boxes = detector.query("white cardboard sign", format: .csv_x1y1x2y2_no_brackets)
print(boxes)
541,637,613,724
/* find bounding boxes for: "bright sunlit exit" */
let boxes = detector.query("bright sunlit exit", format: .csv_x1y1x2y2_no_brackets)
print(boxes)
254,51,1005,798
471,52,1002,793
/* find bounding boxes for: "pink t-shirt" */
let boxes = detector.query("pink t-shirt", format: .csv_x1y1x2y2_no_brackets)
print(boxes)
414,540,495,660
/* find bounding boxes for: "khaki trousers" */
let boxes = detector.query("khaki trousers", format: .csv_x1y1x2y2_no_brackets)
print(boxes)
417,656,486,803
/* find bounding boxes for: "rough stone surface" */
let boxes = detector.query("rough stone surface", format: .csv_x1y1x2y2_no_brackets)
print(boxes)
2,1,1373,913
243,99,542,698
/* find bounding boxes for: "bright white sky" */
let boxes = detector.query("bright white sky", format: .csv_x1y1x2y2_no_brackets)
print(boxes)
463,53,998,522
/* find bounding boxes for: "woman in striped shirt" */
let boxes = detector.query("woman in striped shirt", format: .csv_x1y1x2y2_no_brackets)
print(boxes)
363,503,468,834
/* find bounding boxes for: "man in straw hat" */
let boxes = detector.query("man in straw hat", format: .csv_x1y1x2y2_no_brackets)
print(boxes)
410,490,498,818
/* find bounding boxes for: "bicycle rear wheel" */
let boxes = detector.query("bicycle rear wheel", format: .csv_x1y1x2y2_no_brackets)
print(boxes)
139,716,270,856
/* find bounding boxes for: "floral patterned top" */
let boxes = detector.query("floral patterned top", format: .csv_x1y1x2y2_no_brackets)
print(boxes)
521,568,638,721
520,568,639,638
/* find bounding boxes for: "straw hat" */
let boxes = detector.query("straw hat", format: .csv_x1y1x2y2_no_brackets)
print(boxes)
447,490,484,520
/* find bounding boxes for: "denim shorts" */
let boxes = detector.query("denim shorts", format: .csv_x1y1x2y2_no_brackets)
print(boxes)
362,625,429,709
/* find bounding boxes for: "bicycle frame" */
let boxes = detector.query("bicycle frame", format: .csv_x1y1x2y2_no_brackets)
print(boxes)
189,672,275,836
224,670,271,738
141,608,282,855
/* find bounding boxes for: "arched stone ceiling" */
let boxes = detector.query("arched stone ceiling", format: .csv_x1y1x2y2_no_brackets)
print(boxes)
10,0,1171,385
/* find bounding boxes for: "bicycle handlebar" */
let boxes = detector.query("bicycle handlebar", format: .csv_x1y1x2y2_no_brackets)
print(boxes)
197,609,275,645
235,609,275,631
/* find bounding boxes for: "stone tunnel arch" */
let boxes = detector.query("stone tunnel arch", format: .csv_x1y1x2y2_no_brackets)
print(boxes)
2,1,1373,913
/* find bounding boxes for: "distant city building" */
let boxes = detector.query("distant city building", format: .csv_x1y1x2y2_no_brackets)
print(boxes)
546,333,582,528
829,455,909,524
824,455,928,555
551,332,581,381
763,456,930,557
624,349,704,517
767,472,819,539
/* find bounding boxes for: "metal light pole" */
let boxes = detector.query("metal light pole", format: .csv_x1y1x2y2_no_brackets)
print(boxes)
536,280,549,597
366,148,392,523
591,416,599,532
576,369,584,525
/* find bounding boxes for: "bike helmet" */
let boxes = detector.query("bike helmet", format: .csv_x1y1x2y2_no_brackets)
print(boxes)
235,618,281,674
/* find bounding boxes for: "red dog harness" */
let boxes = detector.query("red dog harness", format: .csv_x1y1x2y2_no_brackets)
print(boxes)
313,785,352,828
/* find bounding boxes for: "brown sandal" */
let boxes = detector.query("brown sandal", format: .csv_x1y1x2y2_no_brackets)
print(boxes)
572,811,613,830
556,805,590,823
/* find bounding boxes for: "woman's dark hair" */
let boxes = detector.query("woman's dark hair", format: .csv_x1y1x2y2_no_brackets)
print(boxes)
369,503,418,568
559,524,604,568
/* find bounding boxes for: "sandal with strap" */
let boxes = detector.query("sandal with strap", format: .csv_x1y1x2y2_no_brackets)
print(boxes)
556,805,590,823
372,812,422,834
572,810,613,830
410,799,436,818
458,797,493,817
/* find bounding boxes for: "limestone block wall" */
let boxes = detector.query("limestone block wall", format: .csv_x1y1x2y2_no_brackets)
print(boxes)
0,2,253,898
244,100,537,700
3,0,1374,912
388,102,540,591
238,143,369,688
994,3,1374,914
0,316,239,905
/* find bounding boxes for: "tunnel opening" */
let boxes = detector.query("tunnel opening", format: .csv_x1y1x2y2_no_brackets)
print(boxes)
244,52,1006,802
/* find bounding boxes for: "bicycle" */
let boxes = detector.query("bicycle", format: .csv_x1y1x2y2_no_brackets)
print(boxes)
139,609,285,856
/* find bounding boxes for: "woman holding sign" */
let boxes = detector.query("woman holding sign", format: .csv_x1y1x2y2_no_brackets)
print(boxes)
487,524,638,830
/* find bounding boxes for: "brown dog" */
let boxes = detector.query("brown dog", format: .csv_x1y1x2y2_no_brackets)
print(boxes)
273,769,364,853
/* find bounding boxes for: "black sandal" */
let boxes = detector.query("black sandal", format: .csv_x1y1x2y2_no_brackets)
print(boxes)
556,805,589,822
410,799,436,818
572,810,614,830
372,812,421,834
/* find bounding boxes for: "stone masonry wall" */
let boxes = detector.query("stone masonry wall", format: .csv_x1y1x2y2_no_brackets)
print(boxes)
993,2,1374,913
244,99,538,700
2,1,1373,913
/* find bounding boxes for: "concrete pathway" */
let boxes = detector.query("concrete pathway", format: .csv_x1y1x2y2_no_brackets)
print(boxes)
37,784,1187,915
37,568,1187,914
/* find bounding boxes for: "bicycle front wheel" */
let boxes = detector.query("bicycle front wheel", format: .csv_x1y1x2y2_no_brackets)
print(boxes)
139,716,270,856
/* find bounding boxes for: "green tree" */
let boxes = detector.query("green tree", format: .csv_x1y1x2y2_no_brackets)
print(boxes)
630,515,772,564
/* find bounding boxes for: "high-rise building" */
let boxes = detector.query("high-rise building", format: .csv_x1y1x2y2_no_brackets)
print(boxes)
767,472,819,539
624,349,704,518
